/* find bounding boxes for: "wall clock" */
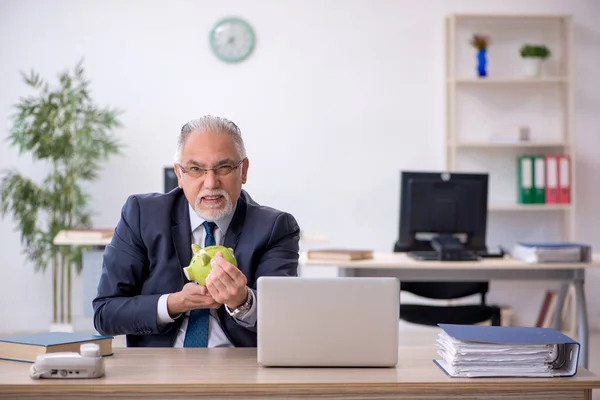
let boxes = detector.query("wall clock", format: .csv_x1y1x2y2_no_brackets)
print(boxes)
209,17,255,63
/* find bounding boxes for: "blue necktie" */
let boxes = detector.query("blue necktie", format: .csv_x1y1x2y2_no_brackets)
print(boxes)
183,221,217,347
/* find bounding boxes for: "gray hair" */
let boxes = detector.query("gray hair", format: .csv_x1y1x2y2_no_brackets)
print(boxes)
174,115,247,163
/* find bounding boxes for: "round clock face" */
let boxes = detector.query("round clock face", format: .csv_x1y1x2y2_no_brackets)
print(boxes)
209,17,255,63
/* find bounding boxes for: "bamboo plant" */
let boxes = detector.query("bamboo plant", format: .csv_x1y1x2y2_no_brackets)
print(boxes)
0,60,123,327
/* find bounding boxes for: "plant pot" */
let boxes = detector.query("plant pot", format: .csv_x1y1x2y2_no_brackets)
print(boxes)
522,57,542,77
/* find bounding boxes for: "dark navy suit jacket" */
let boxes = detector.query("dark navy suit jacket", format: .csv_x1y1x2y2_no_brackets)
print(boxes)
92,189,300,347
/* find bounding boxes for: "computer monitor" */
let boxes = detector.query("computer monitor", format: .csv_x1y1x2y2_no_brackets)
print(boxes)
164,167,178,193
395,171,489,261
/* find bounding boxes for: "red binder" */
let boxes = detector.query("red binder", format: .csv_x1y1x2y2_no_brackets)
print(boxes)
558,155,571,204
545,155,559,204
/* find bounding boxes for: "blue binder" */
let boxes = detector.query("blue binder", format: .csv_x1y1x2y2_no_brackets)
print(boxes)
435,324,580,378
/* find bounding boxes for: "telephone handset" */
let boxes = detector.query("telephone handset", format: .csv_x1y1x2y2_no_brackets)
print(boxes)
29,343,105,379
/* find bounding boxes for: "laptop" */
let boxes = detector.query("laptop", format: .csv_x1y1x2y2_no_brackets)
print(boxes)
256,276,400,367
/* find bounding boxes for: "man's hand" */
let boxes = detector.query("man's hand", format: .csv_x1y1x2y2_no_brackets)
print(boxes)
167,282,221,317
206,252,248,310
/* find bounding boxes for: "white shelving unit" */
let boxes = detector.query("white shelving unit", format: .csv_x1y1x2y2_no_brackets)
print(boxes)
452,77,568,84
455,141,566,149
445,14,575,242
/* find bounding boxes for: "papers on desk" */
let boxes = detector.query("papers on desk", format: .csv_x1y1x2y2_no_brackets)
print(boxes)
511,242,591,263
434,324,580,378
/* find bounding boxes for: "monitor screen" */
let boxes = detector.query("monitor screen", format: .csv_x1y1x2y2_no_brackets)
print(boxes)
164,167,178,193
396,171,488,252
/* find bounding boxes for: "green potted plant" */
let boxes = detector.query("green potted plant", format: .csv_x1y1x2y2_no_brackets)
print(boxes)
0,60,123,332
520,44,551,77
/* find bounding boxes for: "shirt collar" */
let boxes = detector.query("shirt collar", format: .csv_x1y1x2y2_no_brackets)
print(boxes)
188,202,236,236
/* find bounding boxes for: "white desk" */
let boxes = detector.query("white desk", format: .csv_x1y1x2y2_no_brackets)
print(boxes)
301,252,600,369
53,231,111,321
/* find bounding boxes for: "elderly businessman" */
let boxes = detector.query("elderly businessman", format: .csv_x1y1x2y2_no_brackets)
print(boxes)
93,115,300,347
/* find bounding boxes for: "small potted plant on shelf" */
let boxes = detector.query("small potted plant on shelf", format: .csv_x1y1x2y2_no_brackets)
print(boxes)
470,33,490,77
520,44,551,77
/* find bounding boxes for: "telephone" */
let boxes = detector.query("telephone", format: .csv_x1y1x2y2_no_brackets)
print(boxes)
29,343,105,379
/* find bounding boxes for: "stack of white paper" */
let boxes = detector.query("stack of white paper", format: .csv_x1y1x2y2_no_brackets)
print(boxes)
512,243,586,264
435,330,558,377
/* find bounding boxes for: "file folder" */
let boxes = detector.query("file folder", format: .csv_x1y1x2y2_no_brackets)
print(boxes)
434,324,580,378
558,155,571,204
517,156,533,204
545,155,559,204
532,155,546,204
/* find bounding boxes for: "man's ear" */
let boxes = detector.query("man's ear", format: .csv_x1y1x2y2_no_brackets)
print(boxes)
174,164,184,188
241,158,249,184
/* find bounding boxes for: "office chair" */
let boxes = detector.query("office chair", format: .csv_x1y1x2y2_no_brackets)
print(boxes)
395,171,502,326
399,281,502,326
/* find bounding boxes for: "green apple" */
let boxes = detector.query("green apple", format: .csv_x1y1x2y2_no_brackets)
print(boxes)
183,244,238,285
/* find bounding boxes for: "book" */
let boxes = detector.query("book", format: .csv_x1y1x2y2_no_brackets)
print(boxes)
63,229,114,239
306,249,373,261
535,288,577,334
535,290,557,328
0,332,113,363
434,324,580,378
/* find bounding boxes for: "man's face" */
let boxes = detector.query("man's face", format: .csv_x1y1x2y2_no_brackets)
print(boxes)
174,130,248,221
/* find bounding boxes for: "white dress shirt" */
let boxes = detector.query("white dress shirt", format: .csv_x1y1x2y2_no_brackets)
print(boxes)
156,204,257,347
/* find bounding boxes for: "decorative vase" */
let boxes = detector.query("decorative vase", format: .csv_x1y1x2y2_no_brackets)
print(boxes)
522,57,542,77
477,49,487,77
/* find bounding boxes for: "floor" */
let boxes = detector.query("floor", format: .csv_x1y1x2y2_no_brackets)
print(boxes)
111,327,600,399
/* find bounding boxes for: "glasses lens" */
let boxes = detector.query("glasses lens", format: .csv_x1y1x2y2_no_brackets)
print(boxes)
187,167,204,178
216,166,234,175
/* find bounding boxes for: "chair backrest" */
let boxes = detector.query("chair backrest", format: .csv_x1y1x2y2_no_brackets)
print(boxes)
401,281,489,303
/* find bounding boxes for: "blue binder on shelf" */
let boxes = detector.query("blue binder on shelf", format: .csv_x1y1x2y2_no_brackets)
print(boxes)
434,324,580,378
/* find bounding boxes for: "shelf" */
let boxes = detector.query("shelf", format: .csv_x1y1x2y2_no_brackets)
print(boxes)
446,13,575,241
455,141,567,149
449,77,568,84
449,14,570,22
489,204,571,212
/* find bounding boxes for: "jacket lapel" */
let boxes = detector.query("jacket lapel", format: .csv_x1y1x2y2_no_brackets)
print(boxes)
223,193,247,252
171,193,192,281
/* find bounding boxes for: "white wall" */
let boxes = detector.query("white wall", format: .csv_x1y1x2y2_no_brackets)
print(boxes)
1,0,599,334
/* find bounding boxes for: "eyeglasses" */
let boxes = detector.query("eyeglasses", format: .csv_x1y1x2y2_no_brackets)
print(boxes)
177,159,244,179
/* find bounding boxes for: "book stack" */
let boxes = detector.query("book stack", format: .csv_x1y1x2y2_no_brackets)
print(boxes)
434,324,580,378
306,249,373,261
63,229,114,239
53,228,114,245
535,287,577,338
517,154,570,205
512,242,591,263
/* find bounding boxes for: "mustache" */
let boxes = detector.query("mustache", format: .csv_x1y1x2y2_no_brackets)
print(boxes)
195,189,229,205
